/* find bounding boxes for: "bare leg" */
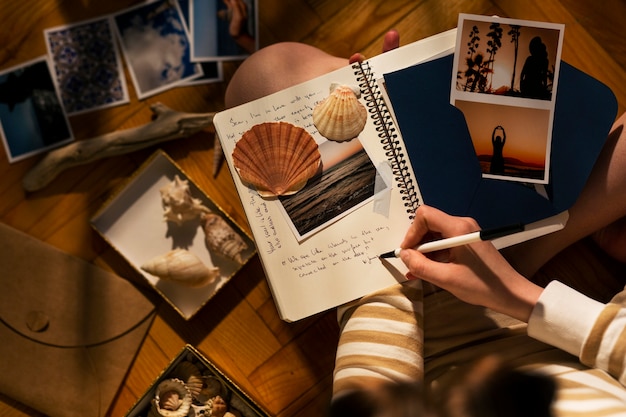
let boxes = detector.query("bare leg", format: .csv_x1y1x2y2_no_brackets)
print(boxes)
225,42,347,108
225,30,400,108
503,113,626,276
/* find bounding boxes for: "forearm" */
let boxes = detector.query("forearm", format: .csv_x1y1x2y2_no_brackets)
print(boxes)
400,236,543,323
491,270,543,322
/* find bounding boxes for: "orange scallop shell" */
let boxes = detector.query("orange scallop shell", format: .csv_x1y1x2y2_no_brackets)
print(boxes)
312,84,367,142
232,122,321,198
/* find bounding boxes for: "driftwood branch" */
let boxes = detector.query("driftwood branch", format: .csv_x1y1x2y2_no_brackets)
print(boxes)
22,103,215,192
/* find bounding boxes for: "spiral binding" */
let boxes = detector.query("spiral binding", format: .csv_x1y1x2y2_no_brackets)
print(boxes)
353,61,420,218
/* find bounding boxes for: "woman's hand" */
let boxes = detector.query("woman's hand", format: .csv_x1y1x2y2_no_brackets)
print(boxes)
399,205,543,322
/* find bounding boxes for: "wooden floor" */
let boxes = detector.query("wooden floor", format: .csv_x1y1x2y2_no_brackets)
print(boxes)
1,0,626,416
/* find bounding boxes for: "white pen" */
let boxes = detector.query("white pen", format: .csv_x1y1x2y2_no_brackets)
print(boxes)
379,223,525,258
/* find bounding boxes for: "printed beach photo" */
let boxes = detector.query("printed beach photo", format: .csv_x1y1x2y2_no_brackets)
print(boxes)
279,139,386,241
453,14,564,101
455,100,551,181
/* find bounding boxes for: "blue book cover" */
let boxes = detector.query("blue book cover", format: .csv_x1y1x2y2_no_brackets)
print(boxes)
383,54,617,228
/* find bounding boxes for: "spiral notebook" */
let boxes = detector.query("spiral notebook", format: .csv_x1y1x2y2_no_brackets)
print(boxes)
213,27,614,321
213,30,459,321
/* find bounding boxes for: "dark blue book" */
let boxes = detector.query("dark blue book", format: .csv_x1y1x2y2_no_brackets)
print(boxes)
383,54,617,228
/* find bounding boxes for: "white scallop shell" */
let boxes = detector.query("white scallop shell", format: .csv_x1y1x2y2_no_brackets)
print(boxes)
232,122,321,198
141,249,220,288
151,378,192,417
312,83,367,142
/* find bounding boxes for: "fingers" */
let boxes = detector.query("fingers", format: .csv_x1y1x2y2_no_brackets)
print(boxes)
401,205,478,249
400,247,445,281
382,29,400,53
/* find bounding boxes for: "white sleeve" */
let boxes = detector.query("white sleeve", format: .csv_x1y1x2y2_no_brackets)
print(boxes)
527,280,605,357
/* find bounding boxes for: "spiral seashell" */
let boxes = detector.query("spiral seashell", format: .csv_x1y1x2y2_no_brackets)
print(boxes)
201,213,248,264
151,378,192,417
160,175,210,225
141,249,220,288
312,83,367,142
232,121,321,198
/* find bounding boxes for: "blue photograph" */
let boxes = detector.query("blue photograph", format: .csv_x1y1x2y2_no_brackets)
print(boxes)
176,0,223,85
113,0,202,99
0,57,73,163
45,17,129,115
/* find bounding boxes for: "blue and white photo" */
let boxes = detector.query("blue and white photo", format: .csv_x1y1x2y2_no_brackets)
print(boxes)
0,57,73,163
114,0,202,99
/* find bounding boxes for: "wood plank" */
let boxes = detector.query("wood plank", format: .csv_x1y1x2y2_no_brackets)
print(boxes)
257,0,322,44
559,0,626,70
301,0,418,57
305,0,346,22
0,394,43,417
1,1,625,416
494,0,626,115
249,314,338,412
276,377,334,417
314,0,497,61
122,332,176,399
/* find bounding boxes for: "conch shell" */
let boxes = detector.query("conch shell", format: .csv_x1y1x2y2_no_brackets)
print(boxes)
160,175,210,225
149,378,192,417
312,83,367,142
232,121,321,198
141,249,220,288
201,213,248,264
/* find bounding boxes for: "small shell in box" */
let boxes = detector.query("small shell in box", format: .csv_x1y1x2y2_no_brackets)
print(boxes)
201,212,249,264
232,121,321,198
160,175,210,225
312,83,367,142
149,378,192,417
141,248,220,288
172,361,204,399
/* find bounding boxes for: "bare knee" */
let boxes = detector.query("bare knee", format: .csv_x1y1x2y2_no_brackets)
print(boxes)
225,42,347,107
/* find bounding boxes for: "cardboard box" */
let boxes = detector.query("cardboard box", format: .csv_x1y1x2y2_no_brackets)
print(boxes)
125,344,271,417
91,150,256,319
